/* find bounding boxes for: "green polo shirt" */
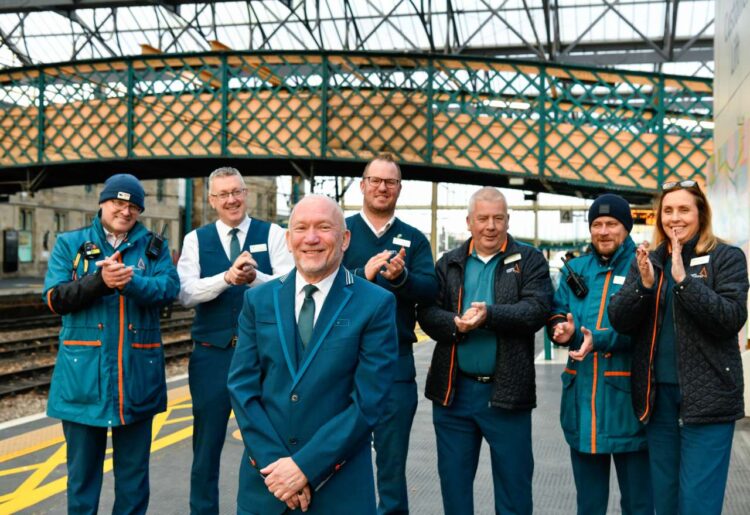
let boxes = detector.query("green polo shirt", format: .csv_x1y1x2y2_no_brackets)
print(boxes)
458,250,501,375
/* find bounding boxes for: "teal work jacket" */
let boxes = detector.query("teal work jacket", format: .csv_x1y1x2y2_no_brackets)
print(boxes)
43,216,180,427
548,237,646,454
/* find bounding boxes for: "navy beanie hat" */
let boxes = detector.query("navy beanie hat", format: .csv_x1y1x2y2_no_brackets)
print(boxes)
99,174,145,212
588,194,633,233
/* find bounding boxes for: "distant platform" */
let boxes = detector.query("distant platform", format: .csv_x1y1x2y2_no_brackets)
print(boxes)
1,338,749,514
0,277,44,297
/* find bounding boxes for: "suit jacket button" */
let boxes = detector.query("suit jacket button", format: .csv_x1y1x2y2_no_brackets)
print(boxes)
289,437,298,445
291,394,299,402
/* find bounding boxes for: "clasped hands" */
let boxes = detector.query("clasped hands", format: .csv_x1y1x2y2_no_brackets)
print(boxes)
454,301,488,333
96,251,133,289
551,313,593,361
364,248,406,281
637,228,685,288
224,251,258,285
261,457,311,511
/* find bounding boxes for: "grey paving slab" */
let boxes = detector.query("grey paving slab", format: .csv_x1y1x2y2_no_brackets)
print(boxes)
5,333,750,514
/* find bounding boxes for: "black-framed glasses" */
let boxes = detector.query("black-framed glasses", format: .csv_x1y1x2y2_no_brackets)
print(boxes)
662,180,698,191
364,176,401,188
210,188,247,200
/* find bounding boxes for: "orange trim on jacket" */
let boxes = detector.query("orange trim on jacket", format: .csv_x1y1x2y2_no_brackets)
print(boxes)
595,271,612,330
591,352,598,453
131,343,161,349
46,289,58,315
604,371,631,377
117,253,126,425
641,270,665,422
63,340,102,347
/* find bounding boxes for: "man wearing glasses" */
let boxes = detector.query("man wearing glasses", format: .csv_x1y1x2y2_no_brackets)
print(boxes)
44,173,180,513
177,167,293,514
343,153,438,515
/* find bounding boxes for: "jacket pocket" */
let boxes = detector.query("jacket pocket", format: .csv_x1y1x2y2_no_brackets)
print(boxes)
602,373,641,437
57,341,102,404
127,333,165,408
560,369,578,435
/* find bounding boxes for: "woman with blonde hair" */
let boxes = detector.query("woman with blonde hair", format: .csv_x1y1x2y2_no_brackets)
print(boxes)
608,180,748,514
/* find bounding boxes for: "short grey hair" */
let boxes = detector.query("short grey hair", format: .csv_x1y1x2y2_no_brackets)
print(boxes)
208,167,243,192
468,187,507,215
289,194,345,228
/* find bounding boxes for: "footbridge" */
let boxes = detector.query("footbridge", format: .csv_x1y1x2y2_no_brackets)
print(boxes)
0,51,712,202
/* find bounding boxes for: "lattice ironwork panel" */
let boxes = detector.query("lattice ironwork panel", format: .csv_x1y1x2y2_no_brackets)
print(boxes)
323,55,431,165
225,54,324,159
0,52,713,197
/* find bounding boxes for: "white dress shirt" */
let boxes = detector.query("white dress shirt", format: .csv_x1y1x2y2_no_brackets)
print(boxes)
294,268,338,327
359,210,396,238
177,216,294,308
103,227,128,250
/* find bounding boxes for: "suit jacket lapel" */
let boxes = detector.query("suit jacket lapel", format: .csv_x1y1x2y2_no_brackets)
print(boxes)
273,272,298,379
293,267,354,389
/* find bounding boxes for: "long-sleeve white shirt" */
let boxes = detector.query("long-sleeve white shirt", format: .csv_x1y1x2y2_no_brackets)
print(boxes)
177,216,294,308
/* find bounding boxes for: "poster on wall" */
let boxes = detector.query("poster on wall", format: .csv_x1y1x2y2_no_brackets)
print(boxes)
18,230,33,263
708,119,749,248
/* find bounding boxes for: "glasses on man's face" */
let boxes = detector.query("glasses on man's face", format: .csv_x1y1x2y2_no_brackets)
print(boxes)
662,180,698,191
364,176,400,188
110,198,142,213
210,188,247,201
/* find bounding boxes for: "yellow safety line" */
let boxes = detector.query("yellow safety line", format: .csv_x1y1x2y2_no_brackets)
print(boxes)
0,394,196,514
0,436,65,464
10,442,67,500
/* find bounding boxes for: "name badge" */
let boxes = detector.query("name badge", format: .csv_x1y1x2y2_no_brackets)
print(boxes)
690,255,710,266
613,275,626,285
249,243,268,253
504,253,522,264
392,237,411,248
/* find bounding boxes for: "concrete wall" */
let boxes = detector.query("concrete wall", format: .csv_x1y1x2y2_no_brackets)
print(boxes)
713,0,750,413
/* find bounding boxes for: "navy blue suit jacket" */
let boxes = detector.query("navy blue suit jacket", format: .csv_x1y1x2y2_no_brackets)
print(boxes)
228,266,398,514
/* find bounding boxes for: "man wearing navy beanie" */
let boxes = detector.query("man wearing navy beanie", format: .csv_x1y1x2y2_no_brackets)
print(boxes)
588,193,633,235
43,172,179,514
99,173,146,213
547,192,653,515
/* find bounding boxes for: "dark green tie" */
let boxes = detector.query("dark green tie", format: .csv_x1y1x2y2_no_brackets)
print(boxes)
298,284,318,348
229,228,240,262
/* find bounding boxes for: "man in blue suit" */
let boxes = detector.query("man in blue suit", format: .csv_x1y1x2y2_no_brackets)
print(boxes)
228,194,399,514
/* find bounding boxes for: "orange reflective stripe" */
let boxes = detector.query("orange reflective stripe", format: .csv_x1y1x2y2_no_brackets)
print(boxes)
595,271,612,331
548,313,566,322
640,271,664,422
131,343,161,349
116,253,126,425
604,371,631,377
63,340,102,347
46,289,58,314
591,352,598,454
563,368,577,375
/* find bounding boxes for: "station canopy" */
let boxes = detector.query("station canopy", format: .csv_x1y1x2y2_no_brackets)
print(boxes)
0,1,714,77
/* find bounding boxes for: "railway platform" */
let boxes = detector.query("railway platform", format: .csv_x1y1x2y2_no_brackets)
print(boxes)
1,338,750,514
0,278,43,297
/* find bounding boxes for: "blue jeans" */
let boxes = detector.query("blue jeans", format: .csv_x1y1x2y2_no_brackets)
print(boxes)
433,375,533,515
645,383,734,515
